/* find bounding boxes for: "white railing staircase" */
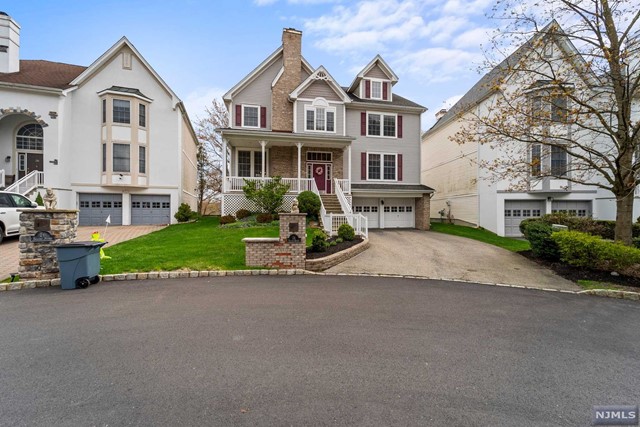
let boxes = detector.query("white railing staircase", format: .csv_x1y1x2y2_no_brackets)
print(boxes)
5,170,45,196
310,179,368,238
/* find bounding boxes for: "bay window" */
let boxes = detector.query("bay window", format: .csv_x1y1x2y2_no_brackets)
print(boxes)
113,144,130,173
113,99,130,124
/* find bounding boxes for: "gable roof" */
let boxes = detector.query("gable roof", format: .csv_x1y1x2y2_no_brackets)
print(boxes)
289,66,351,103
70,37,179,100
0,60,86,90
223,46,314,101
347,55,399,93
424,20,599,136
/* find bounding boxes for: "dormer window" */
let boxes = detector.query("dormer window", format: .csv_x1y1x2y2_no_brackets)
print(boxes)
371,81,382,99
364,79,390,101
305,98,335,133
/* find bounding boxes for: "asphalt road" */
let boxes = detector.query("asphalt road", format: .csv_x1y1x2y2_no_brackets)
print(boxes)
0,276,638,426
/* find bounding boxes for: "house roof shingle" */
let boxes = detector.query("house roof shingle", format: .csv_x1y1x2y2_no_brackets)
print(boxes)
343,87,426,110
0,60,87,89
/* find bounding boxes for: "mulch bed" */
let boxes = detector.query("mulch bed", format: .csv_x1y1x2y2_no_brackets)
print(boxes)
519,250,640,288
306,236,364,259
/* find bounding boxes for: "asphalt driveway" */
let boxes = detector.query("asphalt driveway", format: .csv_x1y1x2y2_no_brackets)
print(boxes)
0,276,638,426
327,230,578,291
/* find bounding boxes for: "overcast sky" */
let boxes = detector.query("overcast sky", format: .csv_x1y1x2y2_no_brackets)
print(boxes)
6,0,498,130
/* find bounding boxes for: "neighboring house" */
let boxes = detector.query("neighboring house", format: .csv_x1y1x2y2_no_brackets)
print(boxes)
421,21,639,237
220,28,433,233
0,12,197,226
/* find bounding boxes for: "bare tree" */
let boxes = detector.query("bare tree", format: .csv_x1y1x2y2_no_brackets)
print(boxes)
453,0,640,244
194,98,228,214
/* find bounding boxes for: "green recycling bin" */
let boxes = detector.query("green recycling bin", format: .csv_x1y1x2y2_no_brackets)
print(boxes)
55,241,107,290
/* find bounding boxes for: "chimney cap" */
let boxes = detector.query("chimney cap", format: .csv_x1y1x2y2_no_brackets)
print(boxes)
0,12,8,16
283,27,302,35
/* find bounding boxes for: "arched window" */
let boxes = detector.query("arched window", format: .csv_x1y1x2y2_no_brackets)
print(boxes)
16,124,44,151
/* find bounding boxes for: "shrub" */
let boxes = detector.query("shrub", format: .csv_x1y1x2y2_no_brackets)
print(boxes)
256,213,273,223
521,220,560,260
219,214,236,225
335,237,344,244
242,176,290,214
174,203,198,222
311,231,329,252
35,192,44,206
633,237,640,249
519,218,543,236
297,191,321,220
337,223,355,241
552,230,640,277
235,209,251,220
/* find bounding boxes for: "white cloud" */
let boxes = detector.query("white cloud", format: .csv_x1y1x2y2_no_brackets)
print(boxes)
184,87,227,122
392,47,482,83
254,0,340,5
452,27,494,49
441,0,494,15
441,94,463,109
254,0,278,5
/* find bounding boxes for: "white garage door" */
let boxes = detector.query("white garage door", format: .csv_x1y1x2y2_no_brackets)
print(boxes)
383,198,415,228
504,200,545,237
79,193,123,226
353,198,379,228
551,200,592,217
131,195,171,225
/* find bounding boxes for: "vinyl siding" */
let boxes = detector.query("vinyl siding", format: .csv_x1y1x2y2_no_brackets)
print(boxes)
232,57,283,131
299,80,341,101
364,64,389,80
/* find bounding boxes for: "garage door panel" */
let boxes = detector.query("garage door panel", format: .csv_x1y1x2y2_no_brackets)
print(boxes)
353,198,379,228
79,194,123,226
383,198,415,228
131,195,171,225
504,200,545,237
551,200,592,217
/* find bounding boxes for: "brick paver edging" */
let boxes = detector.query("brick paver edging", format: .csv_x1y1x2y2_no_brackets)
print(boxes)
0,270,638,302
305,239,370,272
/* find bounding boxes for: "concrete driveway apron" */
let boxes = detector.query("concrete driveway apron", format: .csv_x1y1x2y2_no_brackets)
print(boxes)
326,229,578,291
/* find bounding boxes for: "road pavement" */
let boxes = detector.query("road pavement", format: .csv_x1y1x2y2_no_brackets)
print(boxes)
0,275,637,426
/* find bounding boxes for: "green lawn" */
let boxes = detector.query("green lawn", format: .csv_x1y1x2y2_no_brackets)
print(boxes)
100,216,318,274
576,280,623,291
430,222,531,252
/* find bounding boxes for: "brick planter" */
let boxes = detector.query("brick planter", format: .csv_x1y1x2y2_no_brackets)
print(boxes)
305,238,370,272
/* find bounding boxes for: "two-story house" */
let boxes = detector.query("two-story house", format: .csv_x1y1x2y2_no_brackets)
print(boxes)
421,21,638,237
0,12,197,226
220,28,433,233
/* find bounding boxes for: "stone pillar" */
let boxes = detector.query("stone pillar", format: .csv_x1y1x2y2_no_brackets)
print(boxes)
243,212,307,269
18,209,78,280
415,194,431,231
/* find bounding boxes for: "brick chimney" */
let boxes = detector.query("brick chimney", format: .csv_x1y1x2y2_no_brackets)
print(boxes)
0,12,20,73
272,28,302,132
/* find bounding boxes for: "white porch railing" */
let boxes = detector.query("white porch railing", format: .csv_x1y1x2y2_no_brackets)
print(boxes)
225,176,313,193
5,170,44,195
313,179,367,238
334,178,352,214
335,179,351,194
0,169,4,189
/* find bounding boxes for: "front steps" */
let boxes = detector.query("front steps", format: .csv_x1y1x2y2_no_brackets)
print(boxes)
320,194,344,214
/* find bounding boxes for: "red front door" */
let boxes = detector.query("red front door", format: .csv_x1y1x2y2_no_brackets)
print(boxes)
312,164,326,192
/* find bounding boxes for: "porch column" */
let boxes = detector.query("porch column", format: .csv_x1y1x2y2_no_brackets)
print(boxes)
222,138,228,192
347,145,352,187
260,140,267,178
296,142,304,193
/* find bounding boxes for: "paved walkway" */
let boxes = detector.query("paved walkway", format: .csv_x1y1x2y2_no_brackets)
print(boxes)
0,225,164,280
327,230,579,291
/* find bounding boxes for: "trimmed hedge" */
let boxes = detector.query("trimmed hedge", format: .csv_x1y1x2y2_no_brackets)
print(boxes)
521,221,559,260
297,191,321,220
551,230,640,277
337,223,355,241
523,212,640,240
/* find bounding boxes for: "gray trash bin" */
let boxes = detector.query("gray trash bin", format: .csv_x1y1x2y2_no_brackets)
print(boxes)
55,241,107,290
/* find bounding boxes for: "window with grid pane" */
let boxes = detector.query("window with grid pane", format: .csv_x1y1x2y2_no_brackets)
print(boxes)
254,151,263,177
242,106,259,127
368,114,381,136
383,116,396,137
102,99,106,123
16,124,43,150
531,144,541,176
113,143,130,172
139,104,146,127
102,144,106,172
371,81,382,99
113,99,130,124
139,146,146,174
551,146,567,176
368,153,381,180
238,151,251,177
383,154,396,180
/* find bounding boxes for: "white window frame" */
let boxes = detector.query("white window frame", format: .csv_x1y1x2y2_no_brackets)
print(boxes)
242,104,261,128
362,78,389,100
304,105,336,133
366,112,397,138
235,148,268,177
366,152,397,181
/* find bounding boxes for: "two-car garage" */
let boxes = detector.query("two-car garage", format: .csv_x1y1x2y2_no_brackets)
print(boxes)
78,193,171,226
353,198,415,229
503,199,593,237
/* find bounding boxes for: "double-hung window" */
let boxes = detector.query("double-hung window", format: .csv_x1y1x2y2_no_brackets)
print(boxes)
242,105,260,128
113,99,130,124
371,81,382,99
113,144,130,172
237,150,265,177
368,153,397,181
367,113,396,137
139,104,146,127
305,106,335,132
139,146,146,174
551,145,568,176
531,144,541,176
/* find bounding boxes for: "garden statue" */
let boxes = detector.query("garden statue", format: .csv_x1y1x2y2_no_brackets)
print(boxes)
291,199,299,213
43,188,57,210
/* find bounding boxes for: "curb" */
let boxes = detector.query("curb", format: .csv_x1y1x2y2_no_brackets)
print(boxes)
1,270,638,301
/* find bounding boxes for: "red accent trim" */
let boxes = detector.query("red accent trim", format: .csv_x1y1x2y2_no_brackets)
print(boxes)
398,154,403,181
365,80,371,98
235,105,242,126
260,106,267,128
361,112,366,136
383,82,388,100
398,115,403,138
361,152,367,180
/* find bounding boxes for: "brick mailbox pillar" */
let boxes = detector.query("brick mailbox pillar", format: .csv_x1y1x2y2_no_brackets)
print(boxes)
243,212,307,269
18,209,79,280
